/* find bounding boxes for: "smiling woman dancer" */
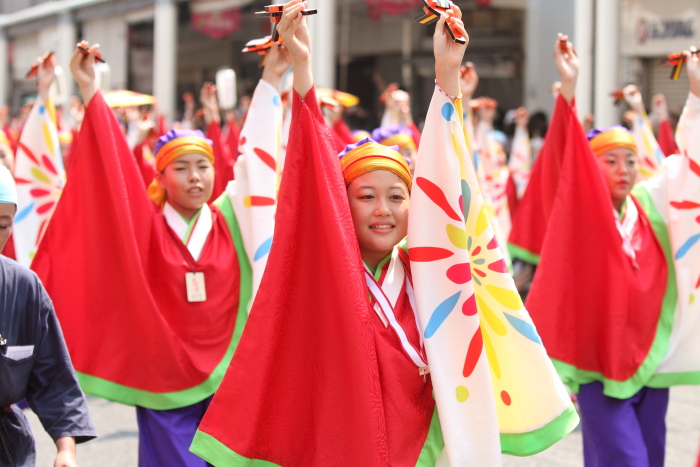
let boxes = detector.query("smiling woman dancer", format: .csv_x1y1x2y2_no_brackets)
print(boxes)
524,34,700,467
190,1,577,465
30,41,289,466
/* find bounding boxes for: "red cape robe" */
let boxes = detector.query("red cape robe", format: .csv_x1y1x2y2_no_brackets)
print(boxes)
207,121,235,201
31,92,246,409
193,89,434,466
525,95,669,396
657,119,679,157
223,118,241,177
508,153,547,264
1,234,15,260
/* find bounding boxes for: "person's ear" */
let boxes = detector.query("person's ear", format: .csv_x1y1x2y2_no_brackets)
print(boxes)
155,171,166,190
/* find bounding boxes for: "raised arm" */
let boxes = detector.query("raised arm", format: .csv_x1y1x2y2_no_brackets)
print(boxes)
277,0,312,97
69,41,99,106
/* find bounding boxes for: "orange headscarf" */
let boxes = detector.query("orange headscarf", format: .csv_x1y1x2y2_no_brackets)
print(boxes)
147,132,215,207
339,139,412,191
588,127,637,157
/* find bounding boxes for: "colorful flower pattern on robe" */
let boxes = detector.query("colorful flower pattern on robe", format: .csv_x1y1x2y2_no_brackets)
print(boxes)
508,126,532,199
13,98,66,267
642,91,700,381
228,79,283,304
408,89,576,464
631,110,665,181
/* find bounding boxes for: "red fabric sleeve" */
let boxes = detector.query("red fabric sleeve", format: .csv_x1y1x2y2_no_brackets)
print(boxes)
332,119,355,145
524,94,667,386
1,234,15,260
408,121,422,148
197,88,389,465
657,119,679,157
206,121,234,201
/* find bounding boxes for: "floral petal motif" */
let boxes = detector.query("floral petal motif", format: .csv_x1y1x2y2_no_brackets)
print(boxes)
30,168,51,184
670,200,700,210
30,189,51,198
253,237,273,261
462,327,482,377
446,263,471,284
409,247,454,262
462,294,477,315
446,224,469,249
14,203,35,223
253,147,276,171
415,177,462,222
244,196,275,207
461,180,471,222
487,258,509,273
17,142,39,165
676,234,700,260
42,154,58,175
424,291,461,338
36,201,55,215
481,323,501,379
486,285,522,310
689,156,700,178
503,313,542,345
476,296,507,336
476,205,489,236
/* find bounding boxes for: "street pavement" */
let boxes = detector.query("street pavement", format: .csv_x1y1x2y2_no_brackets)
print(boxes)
28,385,700,466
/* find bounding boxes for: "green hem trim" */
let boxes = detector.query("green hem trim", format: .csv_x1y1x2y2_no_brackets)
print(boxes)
76,195,252,410
500,405,580,457
507,243,540,265
549,186,678,399
416,407,444,466
190,430,278,466
647,371,700,388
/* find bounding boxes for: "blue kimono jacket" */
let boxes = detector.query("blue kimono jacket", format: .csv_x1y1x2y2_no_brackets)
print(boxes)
0,256,96,466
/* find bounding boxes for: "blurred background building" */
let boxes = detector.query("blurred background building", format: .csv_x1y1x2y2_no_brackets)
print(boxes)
0,0,698,128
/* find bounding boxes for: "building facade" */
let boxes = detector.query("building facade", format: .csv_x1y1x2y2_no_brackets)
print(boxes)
1,0,698,128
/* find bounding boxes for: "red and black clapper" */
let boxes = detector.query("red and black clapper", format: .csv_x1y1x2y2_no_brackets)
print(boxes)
414,0,467,44
659,48,699,80
255,4,318,43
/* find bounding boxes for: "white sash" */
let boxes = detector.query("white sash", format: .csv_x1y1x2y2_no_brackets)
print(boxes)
613,196,639,269
163,203,213,261
364,248,428,373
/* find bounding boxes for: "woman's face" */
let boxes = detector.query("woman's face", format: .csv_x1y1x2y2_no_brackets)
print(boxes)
347,170,410,269
596,147,638,209
0,202,15,251
156,153,214,220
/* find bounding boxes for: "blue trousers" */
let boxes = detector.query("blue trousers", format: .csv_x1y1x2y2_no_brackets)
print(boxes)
578,382,669,467
136,397,213,467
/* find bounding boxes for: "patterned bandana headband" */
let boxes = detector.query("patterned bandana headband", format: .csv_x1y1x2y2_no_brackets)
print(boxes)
587,126,637,157
148,129,215,207
338,138,412,192
0,164,17,205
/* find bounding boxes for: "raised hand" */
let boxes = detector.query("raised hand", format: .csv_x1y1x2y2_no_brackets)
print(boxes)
623,84,645,114
554,33,578,103
434,5,469,99
262,43,292,90
276,0,313,96
686,48,700,98
69,40,99,105
513,107,530,129
199,82,219,125
36,52,56,102
651,94,669,122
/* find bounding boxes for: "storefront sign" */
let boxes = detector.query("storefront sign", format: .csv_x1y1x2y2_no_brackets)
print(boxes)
191,0,252,40
622,1,700,56
364,0,422,17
